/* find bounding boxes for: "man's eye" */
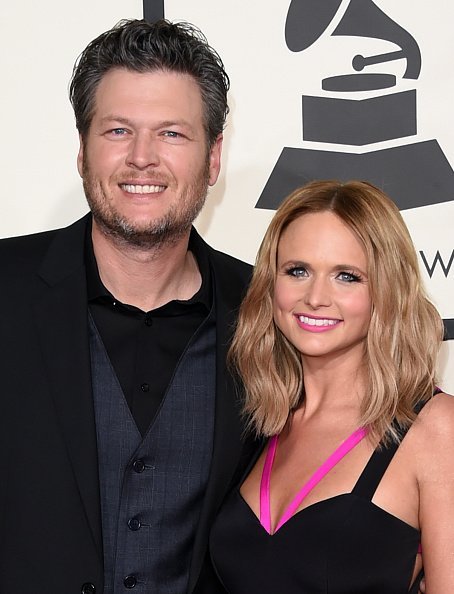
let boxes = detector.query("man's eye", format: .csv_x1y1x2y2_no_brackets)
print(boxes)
110,128,127,136
163,131,181,138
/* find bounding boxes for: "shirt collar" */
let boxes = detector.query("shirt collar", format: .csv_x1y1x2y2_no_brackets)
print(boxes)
85,218,211,312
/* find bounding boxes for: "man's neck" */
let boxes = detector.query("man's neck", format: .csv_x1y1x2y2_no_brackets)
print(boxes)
91,223,201,312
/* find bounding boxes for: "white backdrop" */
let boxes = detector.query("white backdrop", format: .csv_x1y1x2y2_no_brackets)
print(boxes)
1,0,453,391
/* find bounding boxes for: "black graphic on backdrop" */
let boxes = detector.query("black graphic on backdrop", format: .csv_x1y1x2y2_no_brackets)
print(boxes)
143,0,164,22
257,0,454,212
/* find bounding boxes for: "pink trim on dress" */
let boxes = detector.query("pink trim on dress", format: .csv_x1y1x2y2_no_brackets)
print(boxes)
260,427,368,534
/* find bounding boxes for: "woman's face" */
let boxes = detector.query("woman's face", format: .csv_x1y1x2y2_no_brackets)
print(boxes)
273,211,371,365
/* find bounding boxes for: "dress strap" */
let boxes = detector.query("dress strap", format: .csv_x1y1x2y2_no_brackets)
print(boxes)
260,427,367,534
259,434,278,534
351,440,399,500
352,398,433,501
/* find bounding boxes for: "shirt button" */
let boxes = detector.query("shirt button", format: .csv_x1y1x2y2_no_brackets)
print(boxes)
132,459,145,473
81,584,96,594
140,383,150,392
127,518,141,531
124,575,137,589
144,315,153,326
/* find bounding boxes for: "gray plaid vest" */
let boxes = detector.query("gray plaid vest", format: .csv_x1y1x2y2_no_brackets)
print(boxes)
88,310,215,594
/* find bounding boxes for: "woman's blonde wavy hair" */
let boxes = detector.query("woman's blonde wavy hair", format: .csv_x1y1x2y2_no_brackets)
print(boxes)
230,180,444,442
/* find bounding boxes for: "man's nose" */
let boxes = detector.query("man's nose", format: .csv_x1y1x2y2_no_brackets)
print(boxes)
126,133,160,169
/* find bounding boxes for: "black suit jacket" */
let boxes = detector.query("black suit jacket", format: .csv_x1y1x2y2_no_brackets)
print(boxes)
0,215,252,594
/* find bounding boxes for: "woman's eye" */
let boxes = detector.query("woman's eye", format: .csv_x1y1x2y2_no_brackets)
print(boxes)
286,267,308,278
338,271,362,283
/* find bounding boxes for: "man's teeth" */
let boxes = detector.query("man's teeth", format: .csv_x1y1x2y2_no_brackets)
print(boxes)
121,184,166,194
298,315,338,327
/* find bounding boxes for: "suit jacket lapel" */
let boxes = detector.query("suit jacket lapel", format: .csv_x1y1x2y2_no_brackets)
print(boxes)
32,215,102,559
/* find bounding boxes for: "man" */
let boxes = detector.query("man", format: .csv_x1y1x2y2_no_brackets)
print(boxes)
0,19,251,594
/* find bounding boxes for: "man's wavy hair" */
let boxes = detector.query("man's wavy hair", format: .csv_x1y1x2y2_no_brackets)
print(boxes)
69,18,229,146
230,180,444,442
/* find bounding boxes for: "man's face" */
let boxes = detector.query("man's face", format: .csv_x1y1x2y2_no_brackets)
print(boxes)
77,68,223,248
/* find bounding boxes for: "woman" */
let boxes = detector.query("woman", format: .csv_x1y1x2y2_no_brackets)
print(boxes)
210,180,453,593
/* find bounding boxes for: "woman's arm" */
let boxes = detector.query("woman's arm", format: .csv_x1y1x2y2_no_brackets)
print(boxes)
417,392,454,593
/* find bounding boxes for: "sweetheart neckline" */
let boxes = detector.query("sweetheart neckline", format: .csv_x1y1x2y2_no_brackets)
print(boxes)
236,490,420,538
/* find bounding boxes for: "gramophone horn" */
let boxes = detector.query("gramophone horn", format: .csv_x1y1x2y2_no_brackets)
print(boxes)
285,0,343,52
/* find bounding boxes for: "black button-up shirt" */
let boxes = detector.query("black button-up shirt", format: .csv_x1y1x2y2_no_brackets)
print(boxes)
85,225,212,436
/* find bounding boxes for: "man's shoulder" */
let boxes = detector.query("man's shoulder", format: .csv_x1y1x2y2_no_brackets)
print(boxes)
194,231,251,274
0,227,59,253
190,226,252,292
208,245,252,276
0,228,58,273
0,215,89,276
206,243,252,297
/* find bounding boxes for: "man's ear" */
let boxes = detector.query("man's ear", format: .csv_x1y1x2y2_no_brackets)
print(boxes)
77,134,84,178
208,134,223,187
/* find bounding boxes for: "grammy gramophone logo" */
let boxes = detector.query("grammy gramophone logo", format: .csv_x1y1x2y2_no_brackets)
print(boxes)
146,0,454,213
256,0,454,213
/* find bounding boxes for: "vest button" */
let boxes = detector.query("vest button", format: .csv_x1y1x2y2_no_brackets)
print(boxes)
124,575,137,588
132,459,145,473
144,315,153,326
127,517,141,531
140,383,150,392
81,583,96,594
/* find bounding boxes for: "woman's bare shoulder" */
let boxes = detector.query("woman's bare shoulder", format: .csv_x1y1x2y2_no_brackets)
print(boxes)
409,391,454,477
416,392,454,437
414,392,454,592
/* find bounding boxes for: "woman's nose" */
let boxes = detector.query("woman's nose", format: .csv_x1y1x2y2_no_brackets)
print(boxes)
303,276,331,309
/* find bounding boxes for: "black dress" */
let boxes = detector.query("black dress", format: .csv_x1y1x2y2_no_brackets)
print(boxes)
210,435,422,593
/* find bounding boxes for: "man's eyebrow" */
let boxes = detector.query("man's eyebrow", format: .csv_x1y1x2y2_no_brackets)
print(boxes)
98,115,134,126
158,119,194,129
98,115,196,131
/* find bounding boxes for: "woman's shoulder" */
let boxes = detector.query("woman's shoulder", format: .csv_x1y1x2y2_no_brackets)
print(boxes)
413,392,454,591
408,391,454,473
416,391,454,435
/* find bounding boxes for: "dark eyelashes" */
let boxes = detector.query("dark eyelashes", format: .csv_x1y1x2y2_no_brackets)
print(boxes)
283,267,363,282
338,271,363,283
285,266,307,277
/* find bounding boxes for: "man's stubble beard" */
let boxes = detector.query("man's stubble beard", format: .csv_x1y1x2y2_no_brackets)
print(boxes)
82,155,210,251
